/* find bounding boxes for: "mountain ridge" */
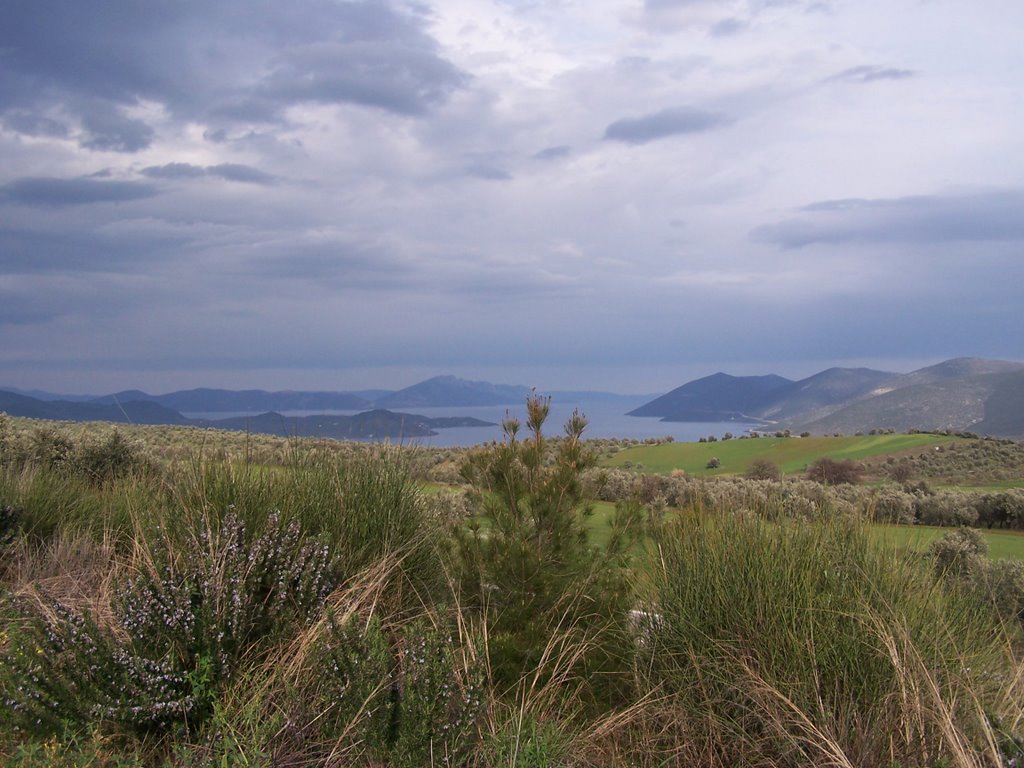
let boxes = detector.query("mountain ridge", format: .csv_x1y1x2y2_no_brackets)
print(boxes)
629,358,1024,438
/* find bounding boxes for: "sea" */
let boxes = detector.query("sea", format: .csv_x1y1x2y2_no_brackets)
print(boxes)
184,396,759,448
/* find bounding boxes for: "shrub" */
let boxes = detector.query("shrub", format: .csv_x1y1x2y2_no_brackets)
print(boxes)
73,431,148,484
868,487,916,525
744,459,781,481
806,457,862,484
976,558,1024,627
1,502,20,554
929,527,987,580
2,511,336,738
295,614,485,767
916,491,979,527
455,394,637,706
644,512,1012,767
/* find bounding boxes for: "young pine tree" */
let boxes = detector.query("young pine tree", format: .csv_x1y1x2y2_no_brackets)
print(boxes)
456,393,637,706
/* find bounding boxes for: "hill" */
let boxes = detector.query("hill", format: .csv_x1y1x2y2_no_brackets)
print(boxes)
0,390,494,440
92,388,375,413
758,367,898,423
194,409,495,439
801,368,1024,437
0,390,190,425
627,373,793,420
375,375,530,408
629,358,1024,438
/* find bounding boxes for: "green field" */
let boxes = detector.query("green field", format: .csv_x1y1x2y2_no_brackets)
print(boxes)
586,502,1024,561
871,524,1024,560
602,433,963,476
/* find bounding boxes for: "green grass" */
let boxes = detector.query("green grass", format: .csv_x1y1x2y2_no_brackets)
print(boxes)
602,434,964,476
871,523,1024,560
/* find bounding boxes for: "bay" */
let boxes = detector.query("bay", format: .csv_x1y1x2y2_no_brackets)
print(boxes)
185,395,758,447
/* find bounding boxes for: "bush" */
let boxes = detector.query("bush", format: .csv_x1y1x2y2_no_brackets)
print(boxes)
455,394,637,706
644,512,1012,766
74,431,148,484
868,487,916,525
916,491,979,527
929,527,987,580
806,457,862,484
2,511,336,738
294,614,485,767
976,558,1024,627
744,459,781,481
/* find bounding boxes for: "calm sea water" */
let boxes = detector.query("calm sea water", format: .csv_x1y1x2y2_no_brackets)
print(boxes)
186,396,757,447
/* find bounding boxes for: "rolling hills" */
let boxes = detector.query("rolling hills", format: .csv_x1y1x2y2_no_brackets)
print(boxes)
629,358,1024,438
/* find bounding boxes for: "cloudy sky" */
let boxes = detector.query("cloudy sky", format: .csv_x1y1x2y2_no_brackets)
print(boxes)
2,0,1022,395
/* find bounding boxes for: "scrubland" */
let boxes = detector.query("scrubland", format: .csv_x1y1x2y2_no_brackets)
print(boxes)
2,406,1024,767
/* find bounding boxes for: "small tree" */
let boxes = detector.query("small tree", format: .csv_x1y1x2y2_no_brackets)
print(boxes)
455,393,637,705
745,459,781,481
807,457,862,485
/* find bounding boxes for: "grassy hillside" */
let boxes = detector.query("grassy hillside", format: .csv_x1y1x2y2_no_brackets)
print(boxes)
3,410,1024,766
602,433,964,476
873,524,1024,560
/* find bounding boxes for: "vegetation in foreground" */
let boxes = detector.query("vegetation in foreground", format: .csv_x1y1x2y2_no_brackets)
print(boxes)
1,405,1024,766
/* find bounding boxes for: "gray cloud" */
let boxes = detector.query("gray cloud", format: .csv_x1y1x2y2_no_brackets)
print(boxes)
0,223,195,277
140,163,208,180
825,65,915,84
753,190,1024,248
208,164,277,185
79,107,155,152
465,164,513,181
1,112,69,138
141,163,277,185
0,0,466,141
710,18,747,36
257,41,467,117
532,145,571,161
0,177,159,207
604,107,730,145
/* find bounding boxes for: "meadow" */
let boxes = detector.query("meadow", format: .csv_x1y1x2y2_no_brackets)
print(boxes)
601,433,965,476
2,409,1024,767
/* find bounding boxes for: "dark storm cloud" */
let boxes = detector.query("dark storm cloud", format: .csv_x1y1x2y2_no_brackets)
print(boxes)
141,163,277,185
0,0,466,141
256,41,467,117
753,190,1024,248
0,177,158,207
1,112,69,138
825,65,915,84
604,107,730,145
79,108,155,152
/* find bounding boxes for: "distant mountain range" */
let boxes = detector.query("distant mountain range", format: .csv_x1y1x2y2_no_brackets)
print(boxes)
0,378,512,439
629,358,1024,438
5,360,1024,440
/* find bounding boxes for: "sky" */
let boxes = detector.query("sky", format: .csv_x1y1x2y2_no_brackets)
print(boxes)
1,0,1023,395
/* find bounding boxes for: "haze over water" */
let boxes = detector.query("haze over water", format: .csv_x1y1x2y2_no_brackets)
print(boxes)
186,397,757,448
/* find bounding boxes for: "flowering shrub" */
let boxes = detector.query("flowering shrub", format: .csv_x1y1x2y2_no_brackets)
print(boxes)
119,511,335,683
1,511,336,738
294,614,485,766
1,503,19,556
1,593,195,735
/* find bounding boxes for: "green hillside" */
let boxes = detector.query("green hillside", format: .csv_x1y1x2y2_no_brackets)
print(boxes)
601,433,964,475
